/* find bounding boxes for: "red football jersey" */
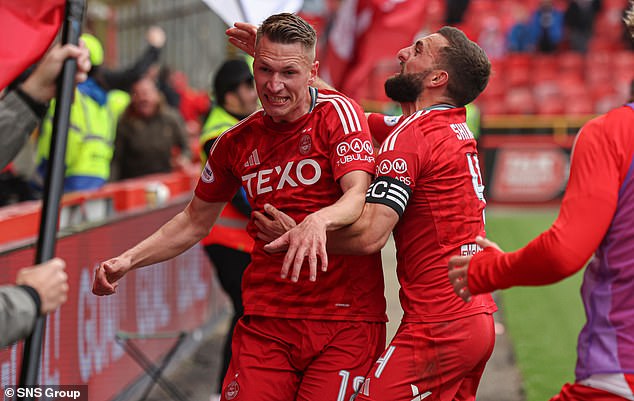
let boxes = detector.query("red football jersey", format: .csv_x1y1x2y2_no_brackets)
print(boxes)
370,106,496,322
195,88,386,322
367,112,403,144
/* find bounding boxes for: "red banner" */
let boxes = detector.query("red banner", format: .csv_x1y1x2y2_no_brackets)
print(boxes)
488,145,570,203
320,0,436,103
0,204,215,401
0,0,65,90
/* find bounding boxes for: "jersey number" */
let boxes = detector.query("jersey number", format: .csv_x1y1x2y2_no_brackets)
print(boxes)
466,153,486,222
337,370,365,401
466,153,485,202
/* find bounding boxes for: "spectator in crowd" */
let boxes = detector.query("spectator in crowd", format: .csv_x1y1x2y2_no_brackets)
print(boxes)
508,5,535,52
448,8,634,401
0,43,90,170
92,25,166,93
1,258,68,348
529,0,565,53
34,28,166,193
170,70,211,136
93,13,386,401
199,58,259,401
34,34,117,193
157,65,181,109
0,43,92,205
111,77,190,180
478,16,507,60
0,43,84,348
564,0,602,53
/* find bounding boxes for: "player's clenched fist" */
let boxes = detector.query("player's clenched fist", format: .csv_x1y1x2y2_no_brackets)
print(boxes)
92,256,131,296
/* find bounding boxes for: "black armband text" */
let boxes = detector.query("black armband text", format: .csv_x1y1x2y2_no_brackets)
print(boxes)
366,176,412,217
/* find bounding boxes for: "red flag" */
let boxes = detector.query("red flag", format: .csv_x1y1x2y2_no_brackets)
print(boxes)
321,0,443,104
0,0,65,90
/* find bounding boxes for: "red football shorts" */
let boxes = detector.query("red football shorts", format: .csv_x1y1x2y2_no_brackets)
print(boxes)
355,313,495,401
220,316,386,401
550,377,634,401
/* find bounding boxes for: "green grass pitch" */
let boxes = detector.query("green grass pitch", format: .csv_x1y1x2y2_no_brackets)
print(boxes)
485,207,586,401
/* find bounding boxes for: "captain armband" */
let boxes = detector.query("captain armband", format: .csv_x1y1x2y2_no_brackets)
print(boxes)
365,176,412,217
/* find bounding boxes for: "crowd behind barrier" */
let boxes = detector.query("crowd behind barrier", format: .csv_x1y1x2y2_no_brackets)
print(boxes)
0,170,229,401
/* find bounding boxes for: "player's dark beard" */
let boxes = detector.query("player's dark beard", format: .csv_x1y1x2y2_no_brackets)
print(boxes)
384,71,429,103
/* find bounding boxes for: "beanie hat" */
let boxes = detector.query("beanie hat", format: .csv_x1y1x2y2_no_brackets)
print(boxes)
213,59,253,105
80,33,104,66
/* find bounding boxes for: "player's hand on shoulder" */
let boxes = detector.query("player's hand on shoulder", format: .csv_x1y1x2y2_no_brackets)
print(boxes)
92,256,131,296
255,203,297,244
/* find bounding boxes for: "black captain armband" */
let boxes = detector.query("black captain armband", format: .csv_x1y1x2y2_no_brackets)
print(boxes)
366,176,412,217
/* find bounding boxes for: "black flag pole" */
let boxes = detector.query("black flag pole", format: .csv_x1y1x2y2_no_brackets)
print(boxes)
18,0,86,395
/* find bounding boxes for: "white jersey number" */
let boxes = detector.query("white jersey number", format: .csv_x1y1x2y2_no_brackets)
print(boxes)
466,153,486,222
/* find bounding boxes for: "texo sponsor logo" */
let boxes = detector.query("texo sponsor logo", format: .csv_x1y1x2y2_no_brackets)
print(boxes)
241,158,322,197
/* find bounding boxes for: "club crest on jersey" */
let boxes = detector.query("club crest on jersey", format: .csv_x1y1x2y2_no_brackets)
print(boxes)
299,134,312,155
201,162,215,183
377,158,408,175
225,380,239,400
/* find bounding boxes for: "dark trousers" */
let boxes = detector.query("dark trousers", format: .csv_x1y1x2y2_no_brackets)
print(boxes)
204,244,250,393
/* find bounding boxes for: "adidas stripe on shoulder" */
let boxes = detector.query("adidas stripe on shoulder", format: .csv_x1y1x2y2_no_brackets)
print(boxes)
316,93,362,134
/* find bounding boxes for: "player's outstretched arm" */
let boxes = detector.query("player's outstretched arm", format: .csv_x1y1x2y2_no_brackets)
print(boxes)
448,236,501,302
263,199,399,256
328,202,398,255
92,196,225,295
264,171,371,283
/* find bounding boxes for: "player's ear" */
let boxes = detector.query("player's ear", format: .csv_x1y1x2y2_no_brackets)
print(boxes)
428,70,448,88
308,61,319,85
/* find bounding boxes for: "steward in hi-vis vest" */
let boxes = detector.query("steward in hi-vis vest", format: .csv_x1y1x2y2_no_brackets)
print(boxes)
199,58,259,397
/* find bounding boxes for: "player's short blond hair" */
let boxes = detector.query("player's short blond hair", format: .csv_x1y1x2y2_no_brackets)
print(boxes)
256,13,316,60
